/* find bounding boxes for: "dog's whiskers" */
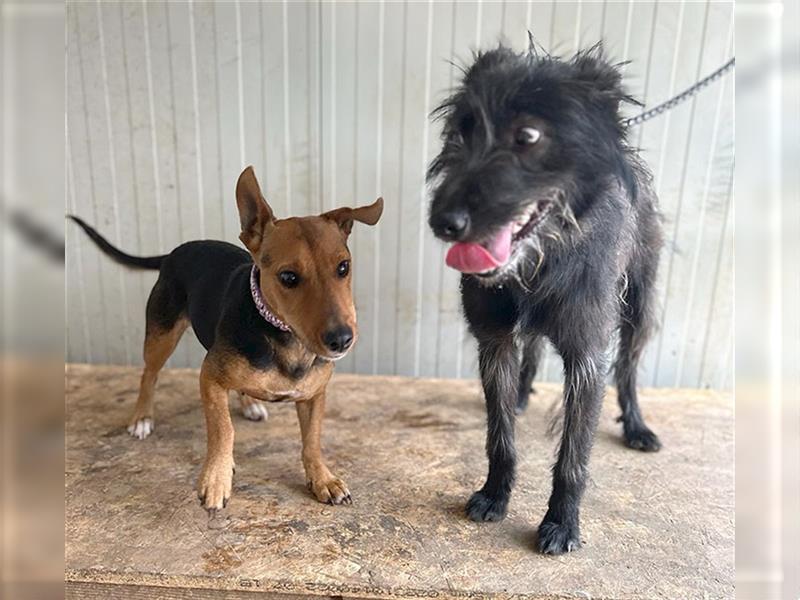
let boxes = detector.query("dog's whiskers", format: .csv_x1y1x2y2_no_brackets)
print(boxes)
618,271,630,307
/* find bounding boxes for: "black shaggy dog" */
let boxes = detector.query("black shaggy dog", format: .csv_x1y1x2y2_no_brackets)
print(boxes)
427,42,663,554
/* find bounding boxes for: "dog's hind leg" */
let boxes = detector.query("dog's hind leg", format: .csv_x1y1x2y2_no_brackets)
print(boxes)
516,335,543,414
128,277,188,440
614,267,661,452
238,393,269,422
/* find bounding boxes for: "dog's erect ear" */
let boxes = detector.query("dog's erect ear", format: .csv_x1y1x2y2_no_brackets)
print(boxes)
236,166,275,253
571,44,630,111
323,197,384,236
572,44,620,90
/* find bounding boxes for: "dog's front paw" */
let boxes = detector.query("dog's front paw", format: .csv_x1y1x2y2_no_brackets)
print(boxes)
466,490,508,522
624,426,662,452
308,475,352,505
537,517,581,554
197,460,234,511
127,417,153,440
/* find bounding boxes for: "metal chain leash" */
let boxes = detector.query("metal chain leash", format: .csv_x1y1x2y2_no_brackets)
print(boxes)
624,57,735,127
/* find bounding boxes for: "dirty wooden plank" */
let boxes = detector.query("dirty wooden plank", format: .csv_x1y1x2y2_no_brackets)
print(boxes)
66,581,332,600
66,365,733,600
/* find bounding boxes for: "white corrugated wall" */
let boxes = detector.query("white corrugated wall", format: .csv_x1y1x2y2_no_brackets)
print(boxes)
66,0,734,389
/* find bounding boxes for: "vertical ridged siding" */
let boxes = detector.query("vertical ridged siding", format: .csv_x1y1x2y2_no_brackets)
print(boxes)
66,1,734,389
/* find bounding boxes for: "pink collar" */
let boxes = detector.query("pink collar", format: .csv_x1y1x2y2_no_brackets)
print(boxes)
250,266,291,332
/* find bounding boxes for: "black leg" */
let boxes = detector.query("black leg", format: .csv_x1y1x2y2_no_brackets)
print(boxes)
615,269,661,451
615,322,661,451
537,353,605,554
516,335,543,414
466,333,520,523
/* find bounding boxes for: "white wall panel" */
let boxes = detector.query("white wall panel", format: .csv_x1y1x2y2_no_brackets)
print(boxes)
66,0,734,390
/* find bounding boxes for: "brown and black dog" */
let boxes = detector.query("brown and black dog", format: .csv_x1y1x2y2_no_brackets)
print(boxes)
69,166,383,511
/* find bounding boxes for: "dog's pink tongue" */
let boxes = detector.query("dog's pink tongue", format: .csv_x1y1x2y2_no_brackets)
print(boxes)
445,225,513,273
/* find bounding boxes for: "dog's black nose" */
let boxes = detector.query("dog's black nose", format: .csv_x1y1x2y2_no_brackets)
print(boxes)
323,326,354,354
431,209,470,241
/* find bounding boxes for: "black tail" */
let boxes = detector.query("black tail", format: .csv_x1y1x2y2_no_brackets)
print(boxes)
67,215,165,270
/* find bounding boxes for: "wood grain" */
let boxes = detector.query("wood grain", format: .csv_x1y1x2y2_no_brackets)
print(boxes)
66,364,734,599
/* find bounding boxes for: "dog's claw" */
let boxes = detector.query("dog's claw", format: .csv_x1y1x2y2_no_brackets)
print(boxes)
197,460,234,511
466,489,508,522
537,518,581,555
624,427,662,452
127,417,153,440
309,476,351,506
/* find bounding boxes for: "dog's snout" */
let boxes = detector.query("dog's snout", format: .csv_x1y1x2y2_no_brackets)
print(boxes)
323,326,354,354
431,209,470,241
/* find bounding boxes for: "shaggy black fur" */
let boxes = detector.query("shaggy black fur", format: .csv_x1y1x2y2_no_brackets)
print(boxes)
427,41,663,555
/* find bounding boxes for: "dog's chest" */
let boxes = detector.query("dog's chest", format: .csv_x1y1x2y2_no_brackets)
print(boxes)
226,352,333,402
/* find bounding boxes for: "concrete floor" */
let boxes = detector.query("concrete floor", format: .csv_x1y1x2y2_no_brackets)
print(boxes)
65,364,733,600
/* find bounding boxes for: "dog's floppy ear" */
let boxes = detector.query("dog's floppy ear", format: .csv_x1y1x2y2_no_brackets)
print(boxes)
236,166,275,253
323,197,384,236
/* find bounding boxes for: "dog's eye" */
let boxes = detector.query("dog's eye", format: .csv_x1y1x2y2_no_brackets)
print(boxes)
278,271,300,288
515,127,541,145
337,260,350,278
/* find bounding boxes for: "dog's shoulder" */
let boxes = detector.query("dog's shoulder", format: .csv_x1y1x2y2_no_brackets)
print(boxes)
212,265,281,368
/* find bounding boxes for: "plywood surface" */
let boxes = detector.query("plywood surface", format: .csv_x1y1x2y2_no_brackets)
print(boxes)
66,365,733,599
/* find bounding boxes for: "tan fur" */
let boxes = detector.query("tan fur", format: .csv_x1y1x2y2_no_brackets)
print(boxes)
196,362,236,510
129,167,381,509
198,347,341,509
255,218,358,357
193,166,382,510
296,392,351,504
204,348,333,403
237,392,268,421
128,317,189,431
236,166,382,359
199,336,335,508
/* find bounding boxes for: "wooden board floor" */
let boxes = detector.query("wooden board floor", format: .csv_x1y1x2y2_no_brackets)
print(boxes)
66,364,733,600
